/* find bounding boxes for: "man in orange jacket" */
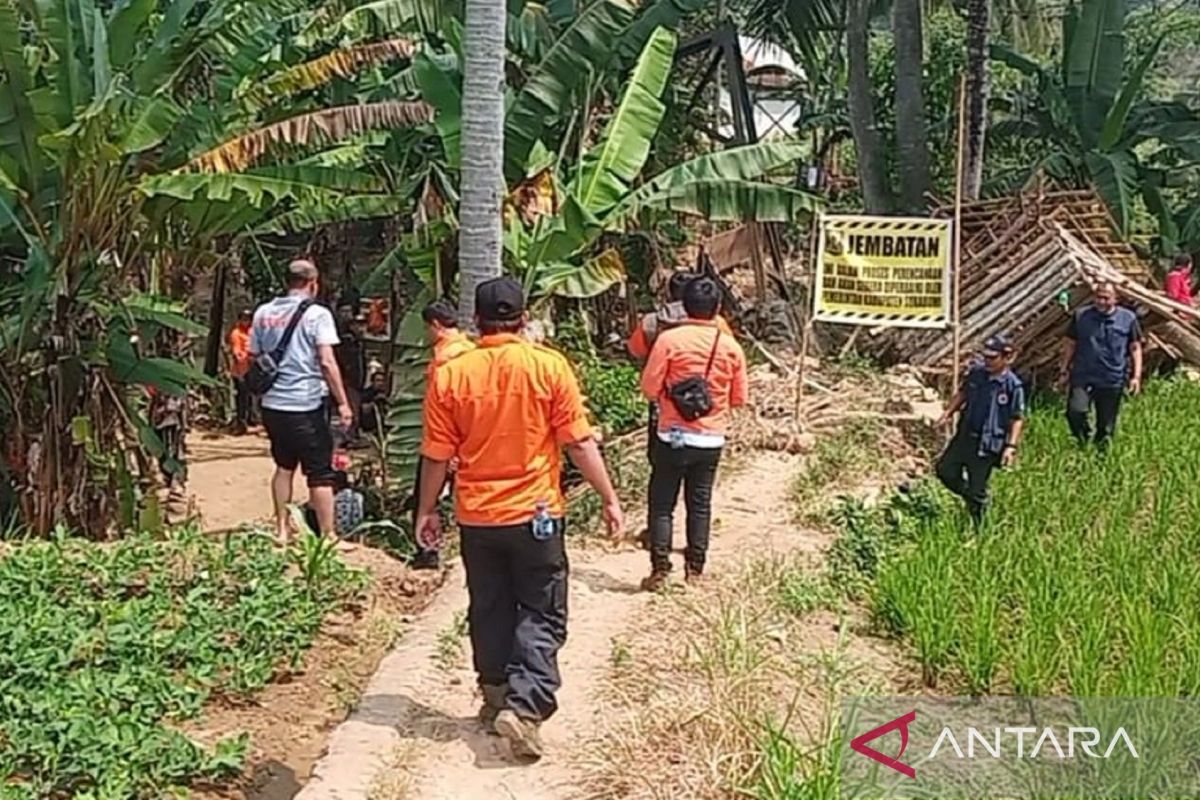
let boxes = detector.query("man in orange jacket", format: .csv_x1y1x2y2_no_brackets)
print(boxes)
639,277,748,590
411,299,477,570
416,277,623,762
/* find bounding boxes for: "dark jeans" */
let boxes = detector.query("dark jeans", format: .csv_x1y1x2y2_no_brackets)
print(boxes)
233,377,253,429
460,521,569,722
647,438,722,573
1067,385,1123,447
646,402,659,463
936,431,999,522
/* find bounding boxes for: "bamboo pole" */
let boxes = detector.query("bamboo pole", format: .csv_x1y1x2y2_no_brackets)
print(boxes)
795,215,820,427
951,74,967,393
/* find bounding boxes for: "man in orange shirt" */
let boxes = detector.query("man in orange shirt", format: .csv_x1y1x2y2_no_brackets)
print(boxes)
639,277,748,590
416,277,623,762
410,299,477,570
227,310,254,434
627,272,735,503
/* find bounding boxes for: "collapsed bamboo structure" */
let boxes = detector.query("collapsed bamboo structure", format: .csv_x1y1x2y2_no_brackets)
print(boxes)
873,189,1200,378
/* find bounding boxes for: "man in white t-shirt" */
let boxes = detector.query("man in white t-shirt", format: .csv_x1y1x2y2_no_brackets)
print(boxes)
250,259,353,542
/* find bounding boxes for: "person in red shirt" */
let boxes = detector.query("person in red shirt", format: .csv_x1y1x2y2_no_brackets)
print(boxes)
416,277,623,762
639,277,748,590
227,310,254,434
1165,254,1194,309
410,299,477,571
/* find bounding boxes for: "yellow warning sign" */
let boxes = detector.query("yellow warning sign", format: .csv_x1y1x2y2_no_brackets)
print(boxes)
814,214,952,329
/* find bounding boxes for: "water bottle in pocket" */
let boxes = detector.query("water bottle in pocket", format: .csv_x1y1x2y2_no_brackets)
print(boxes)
532,501,556,541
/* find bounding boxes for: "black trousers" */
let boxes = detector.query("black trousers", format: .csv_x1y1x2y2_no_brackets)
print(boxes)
1066,384,1123,447
647,438,722,573
460,521,569,722
233,377,253,429
936,431,999,522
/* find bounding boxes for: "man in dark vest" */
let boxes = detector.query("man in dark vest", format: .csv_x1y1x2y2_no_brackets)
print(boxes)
935,334,1026,523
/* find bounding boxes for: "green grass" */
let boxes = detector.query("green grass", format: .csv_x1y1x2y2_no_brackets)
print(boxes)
0,528,364,799
841,378,1200,695
791,419,888,522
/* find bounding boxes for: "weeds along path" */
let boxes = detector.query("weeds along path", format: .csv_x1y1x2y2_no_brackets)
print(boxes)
296,451,812,800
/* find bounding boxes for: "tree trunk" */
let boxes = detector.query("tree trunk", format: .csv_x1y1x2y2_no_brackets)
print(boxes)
458,0,506,324
846,0,891,213
964,0,991,200
892,0,931,212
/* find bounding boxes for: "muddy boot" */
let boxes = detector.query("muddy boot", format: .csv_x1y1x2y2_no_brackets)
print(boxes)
640,570,670,592
684,563,707,586
478,684,507,729
494,709,544,762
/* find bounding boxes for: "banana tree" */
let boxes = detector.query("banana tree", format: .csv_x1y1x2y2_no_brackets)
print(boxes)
0,0,446,535
989,0,1200,238
502,28,820,300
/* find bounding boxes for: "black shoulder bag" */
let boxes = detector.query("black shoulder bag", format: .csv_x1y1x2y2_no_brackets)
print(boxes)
667,330,721,421
245,300,312,395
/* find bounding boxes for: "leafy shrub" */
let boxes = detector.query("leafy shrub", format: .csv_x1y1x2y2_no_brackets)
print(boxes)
0,528,363,798
553,311,646,436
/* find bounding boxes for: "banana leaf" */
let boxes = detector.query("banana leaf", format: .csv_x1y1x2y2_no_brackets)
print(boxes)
124,294,208,337
624,178,820,222
254,194,412,235
413,50,462,168
118,96,183,154
342,0,456,39
503,0,636,182
0,0,41,183
1063,0,1125,148
106,335,219,395
107,0,156,67
570,27,676,216
384,290,433,498
614,0,710,65
611,140,812,220
140,165,383,205
1085,149,1138,235
1098,33,1163,152
536,248,627,299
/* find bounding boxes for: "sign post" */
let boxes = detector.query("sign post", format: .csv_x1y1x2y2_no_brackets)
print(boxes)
812,215,954,329
952,74,968,393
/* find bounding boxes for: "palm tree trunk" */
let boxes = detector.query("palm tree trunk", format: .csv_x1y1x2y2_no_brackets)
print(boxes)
892,0,931,211
964,0,991,200
847,0,891,213
458,0,506,324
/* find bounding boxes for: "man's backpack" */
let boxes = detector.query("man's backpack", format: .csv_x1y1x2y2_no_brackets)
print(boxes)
245,300,312,395
666,329,721,422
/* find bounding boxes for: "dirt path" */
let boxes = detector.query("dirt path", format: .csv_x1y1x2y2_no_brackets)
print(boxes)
187,431,323,532
297,451,818,800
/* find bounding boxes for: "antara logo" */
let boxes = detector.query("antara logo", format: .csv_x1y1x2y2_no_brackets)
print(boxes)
850,710,918,779
850,710,1142,780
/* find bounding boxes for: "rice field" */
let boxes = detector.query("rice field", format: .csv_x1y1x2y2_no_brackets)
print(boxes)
867,378,1200,696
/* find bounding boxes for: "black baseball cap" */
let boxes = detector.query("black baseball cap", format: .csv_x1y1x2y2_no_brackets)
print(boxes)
475,277,525,322
982,334,1013,357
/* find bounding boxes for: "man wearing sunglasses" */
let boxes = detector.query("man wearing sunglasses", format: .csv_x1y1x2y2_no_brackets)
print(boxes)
935,334,1026,523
